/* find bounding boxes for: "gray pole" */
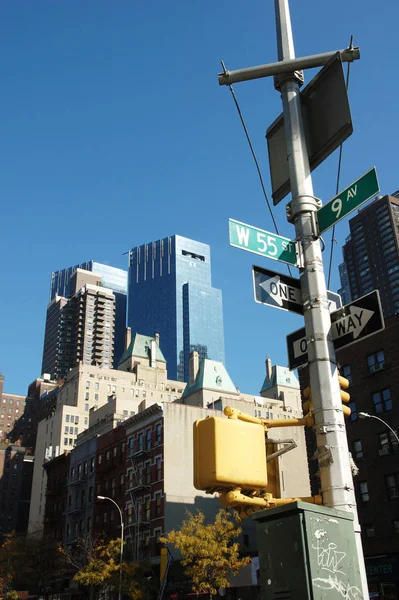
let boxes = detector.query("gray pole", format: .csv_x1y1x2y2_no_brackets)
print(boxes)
97,495,124,600
274,0,368,595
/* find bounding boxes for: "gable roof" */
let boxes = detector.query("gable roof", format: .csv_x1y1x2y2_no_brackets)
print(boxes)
118,333,166,366
182,359,239,399
260,365,299,393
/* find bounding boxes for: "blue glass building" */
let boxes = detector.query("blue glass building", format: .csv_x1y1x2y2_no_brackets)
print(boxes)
49,261,128,368
128,235,225,382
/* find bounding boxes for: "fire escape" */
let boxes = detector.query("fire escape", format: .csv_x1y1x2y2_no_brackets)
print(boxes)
125,432,151,561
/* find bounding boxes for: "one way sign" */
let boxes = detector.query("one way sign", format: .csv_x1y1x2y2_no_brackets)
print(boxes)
287,290,384,370
253,266,303,315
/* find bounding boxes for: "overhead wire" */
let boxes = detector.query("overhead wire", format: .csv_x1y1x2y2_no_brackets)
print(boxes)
222,61,293,278
327,36,354,289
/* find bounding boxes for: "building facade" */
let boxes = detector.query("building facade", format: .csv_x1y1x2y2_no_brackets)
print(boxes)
128,235,225,382
42,270,117,379
336,315,399,598
29,333,185,535
0,444,33,537
338,194,399,318
44,261,128,375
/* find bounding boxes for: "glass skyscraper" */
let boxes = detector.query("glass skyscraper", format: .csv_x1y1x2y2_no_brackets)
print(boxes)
128,235,225,382
47,261,128,369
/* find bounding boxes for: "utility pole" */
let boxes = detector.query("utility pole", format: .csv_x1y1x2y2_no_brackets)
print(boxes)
219,0,368,596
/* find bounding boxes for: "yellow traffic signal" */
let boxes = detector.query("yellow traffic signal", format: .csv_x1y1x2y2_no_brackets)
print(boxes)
302,374,350,418
339,374,351,416
193,416,267,494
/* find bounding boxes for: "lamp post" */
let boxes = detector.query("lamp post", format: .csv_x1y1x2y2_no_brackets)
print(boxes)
358,412,399,444
97,495,124,600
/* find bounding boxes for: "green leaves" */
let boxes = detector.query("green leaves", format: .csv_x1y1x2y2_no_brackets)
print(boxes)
161,510,251,596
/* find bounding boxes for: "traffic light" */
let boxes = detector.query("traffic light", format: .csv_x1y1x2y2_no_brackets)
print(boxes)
193,415,267,494
302,374,351,418
339,374,351,416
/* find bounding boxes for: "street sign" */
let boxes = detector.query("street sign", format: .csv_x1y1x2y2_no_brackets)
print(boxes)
229,218,297,266
253,266,302,314
253,265,341,317
266,53,353,205
317,167,379,234
286,290,384,370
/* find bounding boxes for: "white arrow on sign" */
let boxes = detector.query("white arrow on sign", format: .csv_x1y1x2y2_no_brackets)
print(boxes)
332,305,374,340
292,305,374,360
259,275,302,307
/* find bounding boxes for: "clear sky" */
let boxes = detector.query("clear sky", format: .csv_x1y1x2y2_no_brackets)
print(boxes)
1,0,398,396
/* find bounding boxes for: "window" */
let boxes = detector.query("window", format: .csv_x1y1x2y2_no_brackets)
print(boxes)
359,481,369,502
144,497,151,521
90,457,95,472
146,429,151,450
138,433,144,452
85,392,90,400
367,351,385,373
353,440,363,459
341,364,352,384
349,402,358,421
386,473,399,500
156,457,162,481
144,461,151,484
393,520,399,534
85,403,89,412
364,524,375,538
380,431,399,455
65,415,70,422
155,423,162,445
86,381,90,389
373,389,392,414
155,492,162,518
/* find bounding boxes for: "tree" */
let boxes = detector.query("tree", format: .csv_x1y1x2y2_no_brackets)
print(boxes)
64,538,157,600
160,509,251,598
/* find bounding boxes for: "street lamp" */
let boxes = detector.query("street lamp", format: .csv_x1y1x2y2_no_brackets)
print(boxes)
358,412,399,444
97,495,124,600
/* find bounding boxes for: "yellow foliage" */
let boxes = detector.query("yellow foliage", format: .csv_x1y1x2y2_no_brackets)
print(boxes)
160,509,251,596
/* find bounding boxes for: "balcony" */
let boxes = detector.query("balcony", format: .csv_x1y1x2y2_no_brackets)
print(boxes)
68,474,87,486
125,479,151,494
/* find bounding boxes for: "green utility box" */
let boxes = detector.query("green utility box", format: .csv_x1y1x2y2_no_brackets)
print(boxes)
253,501,364,600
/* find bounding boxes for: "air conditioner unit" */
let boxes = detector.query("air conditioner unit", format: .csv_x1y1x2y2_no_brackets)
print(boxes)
370,363,384,373
379,447,390,456
390,490,399,499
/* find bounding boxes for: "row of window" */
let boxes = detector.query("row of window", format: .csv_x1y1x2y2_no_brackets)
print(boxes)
359,473,399,503
363,520,399,539
353,431,399,459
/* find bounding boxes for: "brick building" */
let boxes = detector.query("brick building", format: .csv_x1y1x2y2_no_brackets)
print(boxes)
299,315,399,598
43,452,69,541
337,315,399,598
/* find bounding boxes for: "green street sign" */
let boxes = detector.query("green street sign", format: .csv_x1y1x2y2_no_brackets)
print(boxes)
317,167,379,234
229,218,297,266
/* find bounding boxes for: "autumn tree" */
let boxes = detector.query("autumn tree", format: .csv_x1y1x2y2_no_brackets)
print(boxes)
64,537,157,600
160,509,251,598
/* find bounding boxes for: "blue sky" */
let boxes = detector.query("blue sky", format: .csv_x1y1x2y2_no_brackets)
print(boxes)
1,0,398,396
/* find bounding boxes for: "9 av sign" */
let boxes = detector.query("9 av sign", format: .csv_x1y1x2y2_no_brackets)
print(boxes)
286,290,384,370
317,167,379,235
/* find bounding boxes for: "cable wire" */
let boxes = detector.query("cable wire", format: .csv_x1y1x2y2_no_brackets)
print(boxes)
327,36,354,288
222,61,293,277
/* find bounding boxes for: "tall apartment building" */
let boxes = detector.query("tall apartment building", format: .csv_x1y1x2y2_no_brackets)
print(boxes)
29,333,185,535
42,270,117,380
338,194,399,318
128,235,225,382
43,261,128,374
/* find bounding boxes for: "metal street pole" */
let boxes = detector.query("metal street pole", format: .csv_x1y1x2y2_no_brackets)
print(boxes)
98,496,124,600
359,412,399,444
274,0,368,594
